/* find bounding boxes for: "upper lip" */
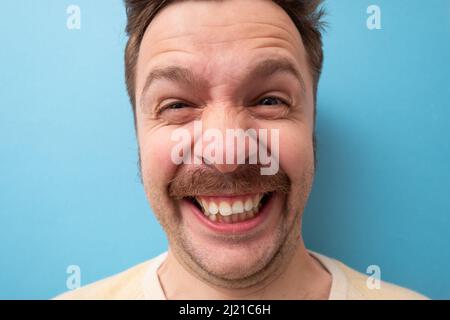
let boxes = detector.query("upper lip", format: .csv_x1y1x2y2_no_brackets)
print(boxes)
179,188,276,198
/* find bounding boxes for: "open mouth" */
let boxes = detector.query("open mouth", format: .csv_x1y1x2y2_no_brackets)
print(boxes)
185,192,273,224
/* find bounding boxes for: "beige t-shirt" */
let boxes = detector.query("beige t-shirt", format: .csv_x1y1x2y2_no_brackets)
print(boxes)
55,251,428,300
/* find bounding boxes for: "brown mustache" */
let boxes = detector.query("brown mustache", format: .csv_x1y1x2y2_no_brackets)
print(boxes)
168,164,290,199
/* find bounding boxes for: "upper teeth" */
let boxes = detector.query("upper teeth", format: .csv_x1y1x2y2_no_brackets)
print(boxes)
196,194,263,217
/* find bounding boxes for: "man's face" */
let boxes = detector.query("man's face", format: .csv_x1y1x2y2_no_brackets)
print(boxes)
134,0,315,288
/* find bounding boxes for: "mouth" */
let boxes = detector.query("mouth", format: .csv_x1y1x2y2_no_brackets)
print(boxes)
187,192,272,223
184,192,273,225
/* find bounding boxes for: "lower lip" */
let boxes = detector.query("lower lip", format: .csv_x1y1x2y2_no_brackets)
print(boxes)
184,194,274,234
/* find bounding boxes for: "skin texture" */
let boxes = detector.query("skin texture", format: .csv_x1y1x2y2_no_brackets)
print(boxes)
134,0,331,299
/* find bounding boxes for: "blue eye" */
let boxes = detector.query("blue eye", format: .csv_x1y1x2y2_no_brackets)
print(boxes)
258,97,286,106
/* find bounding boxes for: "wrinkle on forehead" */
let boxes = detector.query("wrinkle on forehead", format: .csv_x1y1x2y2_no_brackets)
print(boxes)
140,20,303,60
145,0,301,38
138,0,303,57
135,0,310,99
147,21,301,49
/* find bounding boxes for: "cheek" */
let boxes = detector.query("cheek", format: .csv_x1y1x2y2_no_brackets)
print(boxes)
278,124,314,181
138,126,179,189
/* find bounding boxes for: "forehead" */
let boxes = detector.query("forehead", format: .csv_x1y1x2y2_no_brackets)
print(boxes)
135,0,310,95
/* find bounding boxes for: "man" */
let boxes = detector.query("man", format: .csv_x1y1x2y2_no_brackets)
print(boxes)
57,0,427,299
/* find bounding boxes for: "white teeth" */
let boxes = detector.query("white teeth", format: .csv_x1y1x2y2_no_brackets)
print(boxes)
253,194,262,208
253,193,263,212
200,199,210,216
244,198,253,211
208,202,219,215
219,202,232,216
231,201,244,214
195,193,267,223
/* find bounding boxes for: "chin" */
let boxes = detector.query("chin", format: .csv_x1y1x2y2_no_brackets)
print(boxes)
172,192,292,285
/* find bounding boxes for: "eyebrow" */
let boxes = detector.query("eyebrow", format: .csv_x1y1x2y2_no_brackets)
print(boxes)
140,57,306,107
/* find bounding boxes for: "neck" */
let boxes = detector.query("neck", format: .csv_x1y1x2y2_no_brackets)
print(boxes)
157,239,332,300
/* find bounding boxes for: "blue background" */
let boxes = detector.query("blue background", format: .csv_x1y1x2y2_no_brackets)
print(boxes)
0,0,449,299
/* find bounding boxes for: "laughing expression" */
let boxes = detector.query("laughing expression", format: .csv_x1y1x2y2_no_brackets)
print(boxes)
134,0,316,288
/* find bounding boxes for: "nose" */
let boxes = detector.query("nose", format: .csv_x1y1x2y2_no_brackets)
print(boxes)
196,105,253,174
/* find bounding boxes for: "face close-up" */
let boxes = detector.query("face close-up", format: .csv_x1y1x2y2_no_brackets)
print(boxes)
134,0,316,289
2,0,435,302
2,0,441,303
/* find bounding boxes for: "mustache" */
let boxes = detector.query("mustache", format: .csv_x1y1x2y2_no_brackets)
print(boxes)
168,164,290,199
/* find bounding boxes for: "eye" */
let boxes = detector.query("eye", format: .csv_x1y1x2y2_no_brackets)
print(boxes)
249,95,291,119
161,101,191,111
257,96,288,107
155,100,200,124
